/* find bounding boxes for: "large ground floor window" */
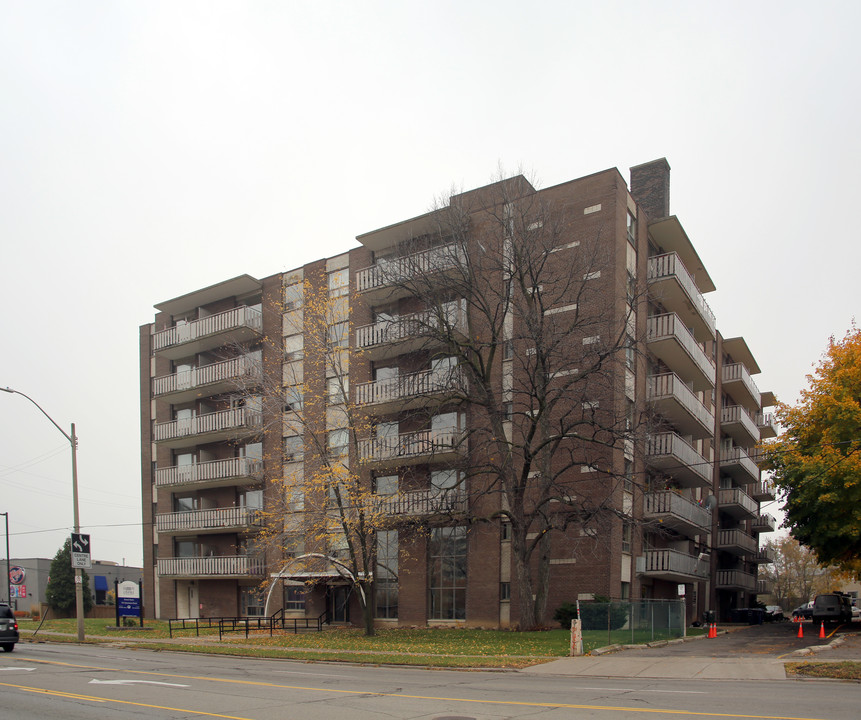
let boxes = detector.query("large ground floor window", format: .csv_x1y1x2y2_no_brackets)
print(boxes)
375,530,398,619
429,525,467,620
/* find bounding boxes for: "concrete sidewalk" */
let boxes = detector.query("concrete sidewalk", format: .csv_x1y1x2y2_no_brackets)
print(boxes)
523,655,791,680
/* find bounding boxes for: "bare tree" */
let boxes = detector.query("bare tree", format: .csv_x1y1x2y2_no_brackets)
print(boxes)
373,174,648,629
761,536,848,610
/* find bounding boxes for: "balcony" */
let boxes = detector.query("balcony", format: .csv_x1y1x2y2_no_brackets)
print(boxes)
647,373,714,439
716,569,756,591
358,429,466,467
717,487,758,520
645,433,712,488
637,549,709,582
720,406,760,448
646,313,716,391
719,445,760,484
644,491,712,537
722,363,761,413
751,513,776,534
152,306,263,360
152,356,262,403
156,555,265,579
647,252,716,342
355,368,464,413
355,306,466,361
750,481,776,502
377,489,467,517
155,507,264,536
153,407,262,449
753,546,775,564
716,528,757,556
756,578,773,595
356,244,466,303
756,412,779,439
155,457,264,490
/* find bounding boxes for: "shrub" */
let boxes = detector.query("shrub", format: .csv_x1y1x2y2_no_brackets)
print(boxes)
553,597,629,631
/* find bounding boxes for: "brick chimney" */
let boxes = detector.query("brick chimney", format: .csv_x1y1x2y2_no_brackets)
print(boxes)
630,158,671,221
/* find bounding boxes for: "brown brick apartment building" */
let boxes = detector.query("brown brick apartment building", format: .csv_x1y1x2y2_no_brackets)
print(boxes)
139,159,776,626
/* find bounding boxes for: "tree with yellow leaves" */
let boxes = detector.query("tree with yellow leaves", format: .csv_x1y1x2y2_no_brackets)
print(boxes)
766,325,861,572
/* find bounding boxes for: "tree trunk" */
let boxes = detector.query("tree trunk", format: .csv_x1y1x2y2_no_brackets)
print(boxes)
360,581,375,637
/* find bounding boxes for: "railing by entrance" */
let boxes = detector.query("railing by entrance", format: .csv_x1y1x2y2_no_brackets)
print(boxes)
167,609,333,639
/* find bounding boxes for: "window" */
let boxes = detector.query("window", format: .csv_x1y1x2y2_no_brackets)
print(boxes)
284,334,304,361
374,474,398,496
429,526,467,620
626,399,635,432
375,530,398,619
241,588,265,617
627,210,636,246
500,582,511,601
285,587,306,611
621,520,632,553
327,321,349,348
626,271,637,309
175,539,198,557
328,376,348,405
284,435,304,463
328,268,349,297
503,402,513,421
431,469,461,495
283,282,303,310
624,458,634,493
501,522,511,541
174,496,197,512
625,335,636,372
328,428,349,457
503,339,514,360
284,385,303,413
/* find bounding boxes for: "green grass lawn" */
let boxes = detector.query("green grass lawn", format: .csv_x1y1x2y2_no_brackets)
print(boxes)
16,618,693,668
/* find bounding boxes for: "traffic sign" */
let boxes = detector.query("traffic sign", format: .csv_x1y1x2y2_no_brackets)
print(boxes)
71,533,92,569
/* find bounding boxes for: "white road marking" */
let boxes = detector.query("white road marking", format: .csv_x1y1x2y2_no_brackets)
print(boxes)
89,679,189,687
0,667,36,672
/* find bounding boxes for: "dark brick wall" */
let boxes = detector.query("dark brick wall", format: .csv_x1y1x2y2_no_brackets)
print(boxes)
630,158,670,221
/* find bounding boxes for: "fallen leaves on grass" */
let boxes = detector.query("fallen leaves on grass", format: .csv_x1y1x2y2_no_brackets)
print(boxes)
785,661,861,680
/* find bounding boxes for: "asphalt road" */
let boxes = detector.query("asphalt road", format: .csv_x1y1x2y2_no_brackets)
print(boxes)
1,639,859,720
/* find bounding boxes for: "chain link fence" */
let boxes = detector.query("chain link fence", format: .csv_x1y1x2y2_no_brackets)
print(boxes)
575,599,687,647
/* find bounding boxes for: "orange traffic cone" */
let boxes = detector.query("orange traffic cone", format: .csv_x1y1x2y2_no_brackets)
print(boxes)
819,622,825,639
797,622,804,639
708,622,716,639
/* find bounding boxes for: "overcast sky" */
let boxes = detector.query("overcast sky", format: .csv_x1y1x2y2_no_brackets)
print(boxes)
1,1,858,567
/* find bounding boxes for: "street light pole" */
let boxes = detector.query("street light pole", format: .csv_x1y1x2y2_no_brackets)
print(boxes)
1,387,85,642
1,512,10,605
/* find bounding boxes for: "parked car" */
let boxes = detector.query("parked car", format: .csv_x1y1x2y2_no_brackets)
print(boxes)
792,601,813,620
851,602,860,620
811,593,853,625
764,605,786,621
0,604,18,652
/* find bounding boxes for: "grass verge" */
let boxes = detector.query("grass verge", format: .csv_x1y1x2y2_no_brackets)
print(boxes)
785,661,861,680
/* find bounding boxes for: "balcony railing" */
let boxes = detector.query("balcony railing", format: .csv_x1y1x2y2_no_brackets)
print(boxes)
155,507,264,534
756,578,773,594
720,405,760,447
355,368,463,408
722,363,761,412
356,244,465,294
647,252,716,340
355,307,466,358
638,549,709,580
646,432,712,487
152,306,263,356
157,555,265,578
647,313,716,391
153,356,261,399
647,373,714,438
155,457,263,489
751,512,776,533
716,569,756,591
750,481,776,501
719,445,760,484
377,489,467,516
717,528,757,555
154,407,262,444
644,491,712,535
753,546,775,564
756,412,778,439
358,429,465,465
717,487,758,519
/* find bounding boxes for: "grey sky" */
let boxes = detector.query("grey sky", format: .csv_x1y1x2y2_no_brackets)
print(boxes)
1,1,858,566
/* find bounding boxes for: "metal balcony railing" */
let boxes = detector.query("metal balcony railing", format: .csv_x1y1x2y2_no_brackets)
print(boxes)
157,555,265,577
647,373,714,436
152,356,261,397
358,429,465,464
647,313,716,389
639,549,709,579
155,457,264,488
750,481,776,501
751,512,777,533
647,252,716,337
755,412,779,438
717,528,757,555
720,405,760,445
355,368,463,406
722,363,761,410
716,569,756,591
644,491,712,533
155,507,264,534
717,487,758,518
646,432,712,486
356,244,466,293
355,306,466,351
153,306,262,353
719,445,760,483
377,489,467,516
154,408,262,443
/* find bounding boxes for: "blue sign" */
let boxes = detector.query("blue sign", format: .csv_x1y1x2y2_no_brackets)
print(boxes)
118,597,141,617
